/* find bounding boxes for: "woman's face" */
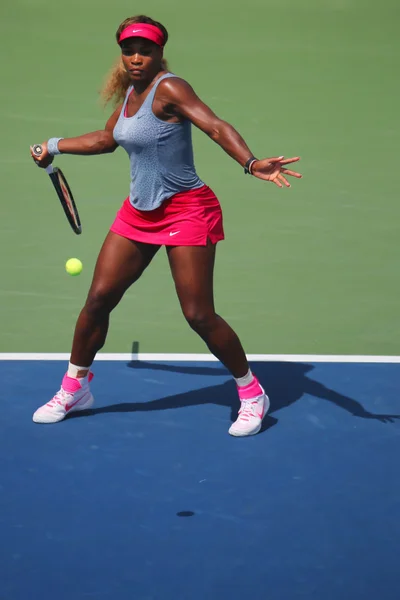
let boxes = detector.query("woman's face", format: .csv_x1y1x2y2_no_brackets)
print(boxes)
120,38,162,81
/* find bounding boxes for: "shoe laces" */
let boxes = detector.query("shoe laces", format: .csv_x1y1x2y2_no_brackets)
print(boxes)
47,387,73,407
238,399,258,420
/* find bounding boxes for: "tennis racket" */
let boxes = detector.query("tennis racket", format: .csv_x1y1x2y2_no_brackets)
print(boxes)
32,144,82,235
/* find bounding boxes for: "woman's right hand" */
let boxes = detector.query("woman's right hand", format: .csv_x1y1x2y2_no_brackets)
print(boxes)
30,142,54,168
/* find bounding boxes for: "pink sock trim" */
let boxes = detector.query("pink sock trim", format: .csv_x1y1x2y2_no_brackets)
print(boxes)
237,376,263,400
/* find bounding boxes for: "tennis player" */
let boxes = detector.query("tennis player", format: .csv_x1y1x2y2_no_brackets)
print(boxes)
30,15,302,436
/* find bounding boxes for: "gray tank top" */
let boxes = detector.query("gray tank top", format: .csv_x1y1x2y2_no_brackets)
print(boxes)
113,73,204,211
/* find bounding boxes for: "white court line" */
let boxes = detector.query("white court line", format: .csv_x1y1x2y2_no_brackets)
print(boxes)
1,353,400,363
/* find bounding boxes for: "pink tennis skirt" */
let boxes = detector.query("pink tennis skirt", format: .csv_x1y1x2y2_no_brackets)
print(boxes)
110,184,224,246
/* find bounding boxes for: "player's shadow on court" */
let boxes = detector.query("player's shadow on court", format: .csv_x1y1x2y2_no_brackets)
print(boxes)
72,358,400,430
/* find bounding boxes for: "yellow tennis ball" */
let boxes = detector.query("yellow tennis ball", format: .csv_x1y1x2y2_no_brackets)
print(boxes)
65,258,83,276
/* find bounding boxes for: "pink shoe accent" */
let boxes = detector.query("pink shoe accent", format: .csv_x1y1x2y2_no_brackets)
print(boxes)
237,376,263,400
65,392,90,412
61,375,82,393
61,371,94,393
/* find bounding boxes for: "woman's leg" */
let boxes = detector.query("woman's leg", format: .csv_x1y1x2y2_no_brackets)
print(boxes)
166,241,248,377
166,241,269,437
70,231,160,368
32,232,160,424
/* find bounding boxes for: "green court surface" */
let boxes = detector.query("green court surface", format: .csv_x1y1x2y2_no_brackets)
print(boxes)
1,0,399,355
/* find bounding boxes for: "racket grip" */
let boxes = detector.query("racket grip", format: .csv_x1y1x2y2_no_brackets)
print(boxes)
32,144,54,173
32,144,43,156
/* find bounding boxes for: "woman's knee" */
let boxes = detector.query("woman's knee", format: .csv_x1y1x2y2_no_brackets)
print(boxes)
183,305,217,332
84,285,121,317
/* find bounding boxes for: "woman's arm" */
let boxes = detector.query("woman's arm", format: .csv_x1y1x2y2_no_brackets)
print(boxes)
159,78,254,167
159,78,302,187
58,104,122,155
30,104,122,167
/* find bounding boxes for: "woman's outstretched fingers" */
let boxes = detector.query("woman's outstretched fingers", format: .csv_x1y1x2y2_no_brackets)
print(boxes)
281,157,300,165
281,168,302,178
278,173,291,187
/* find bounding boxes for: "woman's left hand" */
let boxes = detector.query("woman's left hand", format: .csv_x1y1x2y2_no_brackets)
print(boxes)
251,156,302,188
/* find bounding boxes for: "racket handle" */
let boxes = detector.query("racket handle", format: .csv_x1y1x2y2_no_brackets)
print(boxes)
32,143,54,174
32,144,43,156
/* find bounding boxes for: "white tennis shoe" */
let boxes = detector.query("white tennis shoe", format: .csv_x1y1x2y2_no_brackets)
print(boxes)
33,373,94,424
229,378,270,437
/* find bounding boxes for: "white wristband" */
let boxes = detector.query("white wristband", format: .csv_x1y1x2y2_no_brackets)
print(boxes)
47,137,64,156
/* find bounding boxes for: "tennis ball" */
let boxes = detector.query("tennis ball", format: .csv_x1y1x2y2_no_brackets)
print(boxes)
65,258,83,276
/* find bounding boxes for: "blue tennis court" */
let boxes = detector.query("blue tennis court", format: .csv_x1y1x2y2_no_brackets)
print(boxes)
1,358,399,599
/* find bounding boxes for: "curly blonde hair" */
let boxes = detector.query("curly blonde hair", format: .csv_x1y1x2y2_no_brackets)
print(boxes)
101,15,169,106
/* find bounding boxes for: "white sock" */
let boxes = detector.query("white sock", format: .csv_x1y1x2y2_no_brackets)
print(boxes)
68,362,91,379
234,369,254,387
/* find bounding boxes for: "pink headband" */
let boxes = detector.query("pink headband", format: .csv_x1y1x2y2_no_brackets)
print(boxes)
118,23,165,47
